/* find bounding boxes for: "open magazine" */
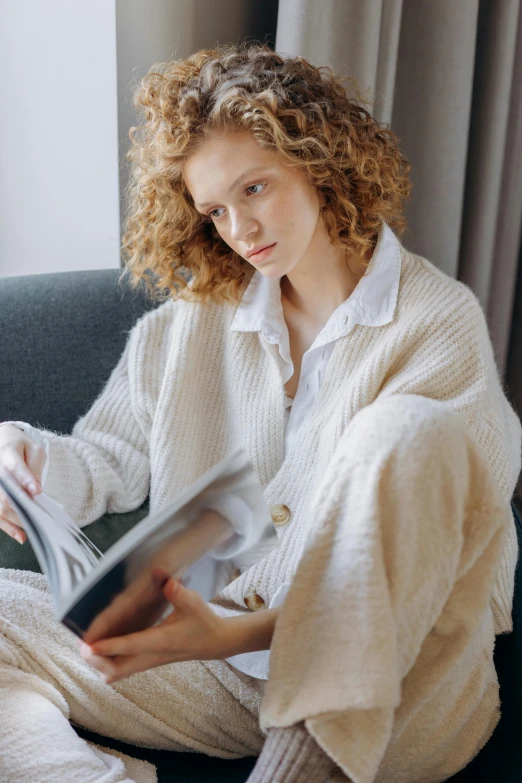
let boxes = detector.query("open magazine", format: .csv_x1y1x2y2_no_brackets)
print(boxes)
0,448,278,642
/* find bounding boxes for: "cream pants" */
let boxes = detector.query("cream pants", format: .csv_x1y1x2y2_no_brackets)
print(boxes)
0,395,509,783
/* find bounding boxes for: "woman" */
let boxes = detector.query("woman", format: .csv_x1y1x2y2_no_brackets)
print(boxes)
0,42,520,783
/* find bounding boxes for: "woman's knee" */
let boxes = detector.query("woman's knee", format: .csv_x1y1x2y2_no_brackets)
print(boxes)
345,393,470,464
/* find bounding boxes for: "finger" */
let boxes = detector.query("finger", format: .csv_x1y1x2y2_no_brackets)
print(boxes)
0,517,26,544
106,651,170,682
151,566,171,588
23,441,45,490
83,572,168,644
88,625,171,658
163,577,202,612
83,649,168,683
1,447,40,496
0,490,26,543
80,650,118,682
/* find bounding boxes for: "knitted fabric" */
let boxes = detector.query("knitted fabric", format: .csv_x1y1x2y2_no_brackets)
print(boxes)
33,243,520,635
246,724,338,783
5,233,521,782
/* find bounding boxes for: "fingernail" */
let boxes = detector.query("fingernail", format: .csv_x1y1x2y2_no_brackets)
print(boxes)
15,534,24,545
80,642,92,657
28,482,38,494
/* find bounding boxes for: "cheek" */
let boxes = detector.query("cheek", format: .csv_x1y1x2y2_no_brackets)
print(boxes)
262,188,317,232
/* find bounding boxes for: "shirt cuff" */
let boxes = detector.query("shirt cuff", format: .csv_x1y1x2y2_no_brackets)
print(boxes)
204,494,255,560
224,582,292,679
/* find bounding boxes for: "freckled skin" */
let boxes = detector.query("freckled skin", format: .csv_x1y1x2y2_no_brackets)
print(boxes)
183,129,325,283
74,133,368,677
184,128,363,397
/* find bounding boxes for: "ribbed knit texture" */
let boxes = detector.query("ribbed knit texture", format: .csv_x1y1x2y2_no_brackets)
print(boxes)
33,245,520,637
247,725,337,783
0,569,267,783
6,237,521,783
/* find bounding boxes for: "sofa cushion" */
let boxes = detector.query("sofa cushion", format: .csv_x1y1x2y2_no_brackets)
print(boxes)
0,501,150,573
0,269,156,434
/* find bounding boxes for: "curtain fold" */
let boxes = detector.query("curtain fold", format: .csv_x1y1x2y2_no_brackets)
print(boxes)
458,0,522,374
488,5,522,375
274,0,522,499
117,0,522,493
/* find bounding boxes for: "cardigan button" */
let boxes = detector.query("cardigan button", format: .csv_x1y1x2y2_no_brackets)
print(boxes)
244,591,266,611
270,504,291,527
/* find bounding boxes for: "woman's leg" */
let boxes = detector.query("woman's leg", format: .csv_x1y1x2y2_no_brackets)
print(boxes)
260,393,509,783
0,681,156,783
0,568,266,783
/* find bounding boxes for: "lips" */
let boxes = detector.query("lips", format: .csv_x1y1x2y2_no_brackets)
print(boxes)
246,243,275,259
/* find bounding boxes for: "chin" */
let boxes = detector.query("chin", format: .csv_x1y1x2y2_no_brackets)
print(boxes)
256,264,280,277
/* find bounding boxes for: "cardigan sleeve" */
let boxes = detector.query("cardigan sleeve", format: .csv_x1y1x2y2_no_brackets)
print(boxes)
378,282,521,501
377,281,521,633
259,393,510,783
3,312,162,528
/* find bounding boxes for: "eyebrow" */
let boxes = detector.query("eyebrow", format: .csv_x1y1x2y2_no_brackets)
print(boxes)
194,166,269,209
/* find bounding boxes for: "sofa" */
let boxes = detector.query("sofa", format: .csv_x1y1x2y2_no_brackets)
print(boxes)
0,268,520,782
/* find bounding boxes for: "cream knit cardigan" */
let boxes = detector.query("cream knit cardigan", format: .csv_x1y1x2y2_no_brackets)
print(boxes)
36,241,520,633
16,237,522,782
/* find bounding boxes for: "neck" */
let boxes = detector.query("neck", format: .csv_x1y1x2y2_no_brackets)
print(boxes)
280,248,367,325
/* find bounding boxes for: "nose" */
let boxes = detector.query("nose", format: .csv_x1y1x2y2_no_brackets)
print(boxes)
229,207,258,243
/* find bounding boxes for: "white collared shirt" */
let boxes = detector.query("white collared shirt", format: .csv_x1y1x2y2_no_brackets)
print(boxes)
224,220,402,677
8,220,402,680
230,220,401,456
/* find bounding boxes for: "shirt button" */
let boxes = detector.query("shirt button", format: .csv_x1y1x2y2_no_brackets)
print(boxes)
244,591,266,611
270,504,291,526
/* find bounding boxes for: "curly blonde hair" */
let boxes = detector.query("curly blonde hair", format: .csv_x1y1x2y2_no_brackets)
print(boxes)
119,41,412,304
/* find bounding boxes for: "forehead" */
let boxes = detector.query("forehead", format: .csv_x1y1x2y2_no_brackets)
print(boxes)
183,130,281,201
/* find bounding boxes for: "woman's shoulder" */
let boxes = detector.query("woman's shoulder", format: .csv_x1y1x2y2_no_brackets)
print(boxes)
397,247,484,326
129,293,233,345
123,295,235,400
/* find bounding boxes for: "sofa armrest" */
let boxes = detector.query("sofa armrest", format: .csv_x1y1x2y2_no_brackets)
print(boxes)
0,268,156,434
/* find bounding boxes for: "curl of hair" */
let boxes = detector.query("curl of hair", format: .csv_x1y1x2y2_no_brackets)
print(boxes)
119,41,412,305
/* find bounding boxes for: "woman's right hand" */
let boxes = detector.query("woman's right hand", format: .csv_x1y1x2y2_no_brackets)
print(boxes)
0,424,46,544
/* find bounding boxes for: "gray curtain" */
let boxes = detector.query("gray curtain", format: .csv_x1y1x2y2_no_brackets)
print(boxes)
275,0,522,495
116,0,522,495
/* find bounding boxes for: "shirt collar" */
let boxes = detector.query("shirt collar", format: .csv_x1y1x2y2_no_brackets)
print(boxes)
230,220,402,338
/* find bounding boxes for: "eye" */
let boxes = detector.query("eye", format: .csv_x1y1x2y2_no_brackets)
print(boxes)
246,182,266,195
207,207,225,221
205,182,266,222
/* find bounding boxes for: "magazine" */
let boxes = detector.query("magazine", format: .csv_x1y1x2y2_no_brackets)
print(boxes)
0,448,277,642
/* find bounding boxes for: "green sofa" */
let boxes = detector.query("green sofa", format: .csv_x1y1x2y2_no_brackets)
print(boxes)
0,268,520,782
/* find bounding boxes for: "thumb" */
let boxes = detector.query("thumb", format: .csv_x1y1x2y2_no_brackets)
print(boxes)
163,577,200,613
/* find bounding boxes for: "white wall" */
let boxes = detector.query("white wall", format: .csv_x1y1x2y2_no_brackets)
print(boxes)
115,0,278,242
0,0,278,279
0,0,120,278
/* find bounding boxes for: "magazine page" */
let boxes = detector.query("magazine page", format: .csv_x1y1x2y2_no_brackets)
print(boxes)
58,447,278,641
71,507,236,643
0,449,278,643
0,468,103,602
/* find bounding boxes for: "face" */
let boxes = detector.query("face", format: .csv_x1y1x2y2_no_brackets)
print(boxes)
183,129,328,279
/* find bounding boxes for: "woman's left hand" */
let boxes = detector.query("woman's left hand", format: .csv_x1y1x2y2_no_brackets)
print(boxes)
79,577,227,684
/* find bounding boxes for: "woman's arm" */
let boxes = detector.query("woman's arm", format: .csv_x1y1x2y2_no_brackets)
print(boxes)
81,578,281,683
2,305,170,529
219,606,281,657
